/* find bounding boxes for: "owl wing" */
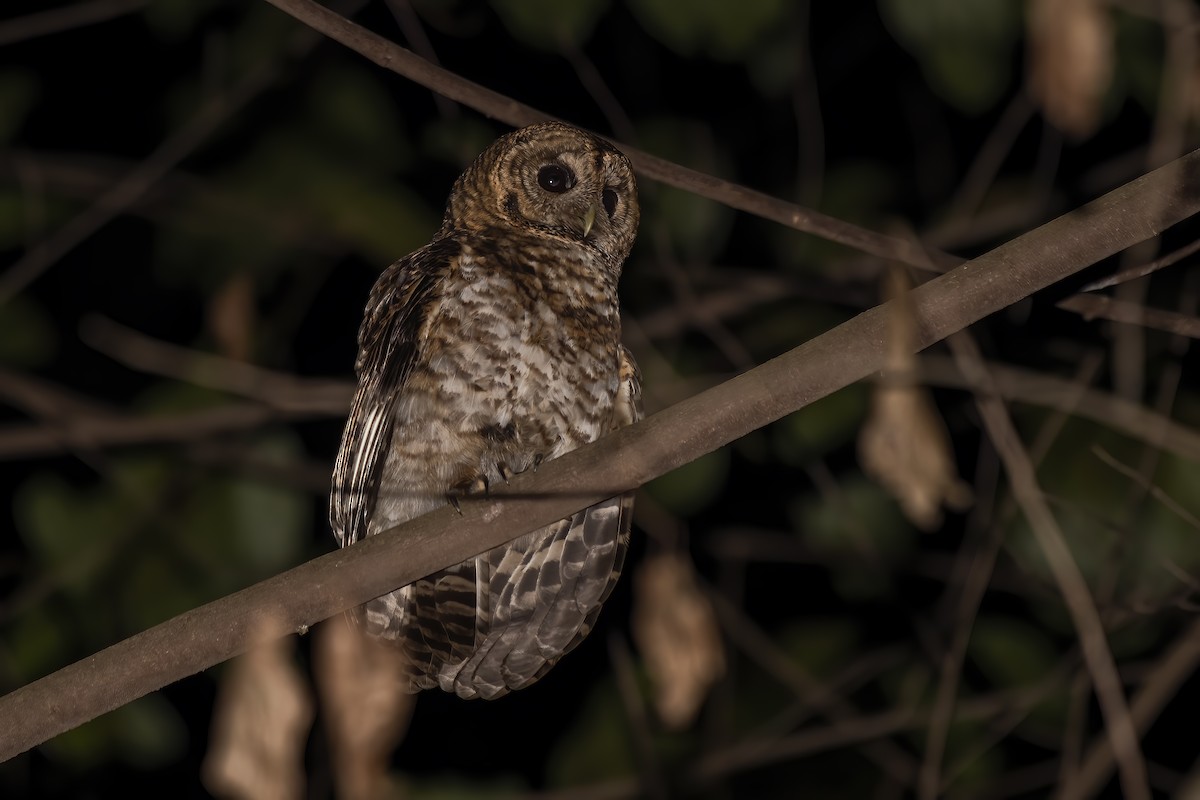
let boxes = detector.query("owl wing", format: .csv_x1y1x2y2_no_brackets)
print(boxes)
329,237,456,548
442,345,644,699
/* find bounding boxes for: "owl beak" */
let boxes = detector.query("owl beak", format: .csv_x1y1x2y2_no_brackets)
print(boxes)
581,203,598,238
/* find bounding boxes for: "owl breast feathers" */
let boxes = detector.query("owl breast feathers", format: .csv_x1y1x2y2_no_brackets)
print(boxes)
330,122,642,699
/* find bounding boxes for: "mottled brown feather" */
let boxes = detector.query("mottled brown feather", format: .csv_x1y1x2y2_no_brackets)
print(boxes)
329,122,640,699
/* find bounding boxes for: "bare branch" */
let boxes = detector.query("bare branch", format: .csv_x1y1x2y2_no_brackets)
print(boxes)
1057,293,1200,338
948,332,1151,800
79,315,351,412
0,12,325,302
0,402,337,460
917,356,1200,463
0,0,147,47
1079,235,1200,291
258,0,959,270
1060,616,1200,798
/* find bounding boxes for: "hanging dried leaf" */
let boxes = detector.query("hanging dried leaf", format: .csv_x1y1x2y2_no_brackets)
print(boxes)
208,273,256,362
631,552,725,729
859,266,973,530
314,619,415,800
1027,0,1113,138
203,625,313,800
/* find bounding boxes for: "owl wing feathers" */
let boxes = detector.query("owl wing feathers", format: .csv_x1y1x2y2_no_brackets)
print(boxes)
329,237,457,548
440,346,643,699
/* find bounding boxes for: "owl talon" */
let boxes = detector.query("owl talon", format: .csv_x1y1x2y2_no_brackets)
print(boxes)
498,463,513,485
532,453,545,472
448,474,490,510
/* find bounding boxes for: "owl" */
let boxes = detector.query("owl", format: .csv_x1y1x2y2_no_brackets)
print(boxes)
330,122,641,700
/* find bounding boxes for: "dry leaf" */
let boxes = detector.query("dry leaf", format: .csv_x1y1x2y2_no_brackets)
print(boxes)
314,619,415,800
208,273,256,362
631,552,725,729
203,626,314,800
1027,0,1113,138
859,266,973,530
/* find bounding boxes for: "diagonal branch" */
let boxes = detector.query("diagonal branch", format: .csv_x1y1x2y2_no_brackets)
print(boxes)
948,332,1151,800
258,0,958,270
0,145,1197,762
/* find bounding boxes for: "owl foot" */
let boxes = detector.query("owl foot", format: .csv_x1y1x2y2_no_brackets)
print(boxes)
447,473,491,513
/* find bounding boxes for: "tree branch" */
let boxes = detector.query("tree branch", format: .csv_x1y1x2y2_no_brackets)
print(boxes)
1,145,1197,761
258,0,959,270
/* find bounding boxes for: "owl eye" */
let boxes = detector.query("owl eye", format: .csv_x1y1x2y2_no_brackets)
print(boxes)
537,164,575,193
602,187,619,218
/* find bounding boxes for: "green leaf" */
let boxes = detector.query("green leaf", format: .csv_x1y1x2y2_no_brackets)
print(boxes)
969,616,1057,688
637,118,735,258
14,473,121,573
306,65,408,172
227,437,308,571
422,117,505,168
775,618,859,677
789,475,913,599
879,0,1019,113
546,678,636,787
40,695,186,770
629,0,791,60
774,384,868,463
1112,12,1163,114
491,0,610,49
0,611,71,685
1004,415,1200,612
0,294,56,366
747,34,802,97
405,774,526,800
119,551,207,632
143,0,221,41
0,69,38,144
645,449,729,517
113,694,188,768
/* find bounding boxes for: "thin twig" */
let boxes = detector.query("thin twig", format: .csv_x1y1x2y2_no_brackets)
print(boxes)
916,511,1004,798
79,315,351,412
0,402,336,460
258,0,961,271
917,355,1200,464
0,0,146,46
1092,446,1200,530
561,40,637,145
946,91,1037,221
946,332,1152,800
1079,236,1200,292
708,589,919,784
1060,616,1200,798
381,0,458,119
608,634,669,800
1057,294,1200,339
0,54,283,302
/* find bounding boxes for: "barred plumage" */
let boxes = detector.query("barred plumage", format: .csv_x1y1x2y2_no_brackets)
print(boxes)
330,122,641,699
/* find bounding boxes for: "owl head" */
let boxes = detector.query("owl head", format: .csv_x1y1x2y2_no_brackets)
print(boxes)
446,122,640,268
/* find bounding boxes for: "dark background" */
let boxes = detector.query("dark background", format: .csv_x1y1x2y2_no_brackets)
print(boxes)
2,0,1198,798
